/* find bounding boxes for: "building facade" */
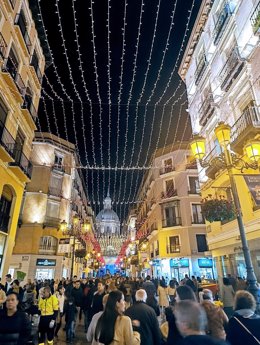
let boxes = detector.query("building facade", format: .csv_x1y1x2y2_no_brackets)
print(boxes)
179,0,260,281
0,0,48,276
11,133,94,280
130,143,212,281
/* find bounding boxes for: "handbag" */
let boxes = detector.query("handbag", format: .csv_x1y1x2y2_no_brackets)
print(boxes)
234,316,260,344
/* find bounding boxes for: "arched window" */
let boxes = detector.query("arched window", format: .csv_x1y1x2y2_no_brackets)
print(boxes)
39,236,57,254
0,185,13,233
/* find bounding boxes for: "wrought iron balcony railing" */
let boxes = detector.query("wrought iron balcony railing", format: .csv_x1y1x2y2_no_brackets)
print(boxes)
166,244,181,254
213,1,232,45
160,166,175,175
43,216,61,229
52,164,65,173
220,49,244,92
231,106,260,153
162,217,182,228
22,95,37,123
39,245,57,254
251,1,260,34
30,52,43,84
9,149,33,179
15,13,32,54
0,33,7,60
195,55,208,85
161,189,177,199
192,216,205,224
199,94,215,126
0,119,16,158
3,58,26,97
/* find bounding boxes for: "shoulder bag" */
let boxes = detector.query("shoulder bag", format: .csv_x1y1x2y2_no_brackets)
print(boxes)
234,316,260,344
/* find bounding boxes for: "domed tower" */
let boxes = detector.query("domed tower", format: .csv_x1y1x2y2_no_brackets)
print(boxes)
96,192,120,236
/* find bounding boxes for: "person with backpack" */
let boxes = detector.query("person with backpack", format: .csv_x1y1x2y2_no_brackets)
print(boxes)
63,296,78,343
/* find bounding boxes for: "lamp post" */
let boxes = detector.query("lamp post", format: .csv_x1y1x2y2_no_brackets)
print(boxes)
60,215,90,280
190,122,260,302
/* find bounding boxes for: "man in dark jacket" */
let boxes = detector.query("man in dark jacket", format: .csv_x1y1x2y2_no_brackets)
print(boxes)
0,292,31,345
90,281,106,322
125,289,161,345
174,300,228,345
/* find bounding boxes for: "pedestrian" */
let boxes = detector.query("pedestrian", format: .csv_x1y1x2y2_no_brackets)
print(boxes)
90,281,106,321
9,280,24,305
0,292,32,345
94,290,140,345
38,286,59,345
166,285,197,345
70,280,83,323
158,280,169,318
142,276,156,299
167,280,176,305
0,284,6,309
226,290,260,345
54,285,65,338
222,277,235,319
174,300,229,345
184,275,196,293
125,289,161,345
64,296,78,344
21,284,35,315
82,279,96,332
200,289,228,340
87,294,109,345
4,274,12,293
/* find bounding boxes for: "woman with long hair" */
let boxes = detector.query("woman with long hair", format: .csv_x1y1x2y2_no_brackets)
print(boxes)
95,290,140,345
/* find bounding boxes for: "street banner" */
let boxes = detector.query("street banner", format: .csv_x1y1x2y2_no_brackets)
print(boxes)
243,175,260,206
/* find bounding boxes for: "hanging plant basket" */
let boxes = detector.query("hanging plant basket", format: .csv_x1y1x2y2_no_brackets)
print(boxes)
75,248,86,258
201,195,235,223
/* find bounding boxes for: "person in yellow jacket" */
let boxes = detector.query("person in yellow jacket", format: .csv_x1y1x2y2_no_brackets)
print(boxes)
38,286,59,345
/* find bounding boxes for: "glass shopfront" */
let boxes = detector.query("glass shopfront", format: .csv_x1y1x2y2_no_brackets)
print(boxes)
170,258,190,281
35,258,56,280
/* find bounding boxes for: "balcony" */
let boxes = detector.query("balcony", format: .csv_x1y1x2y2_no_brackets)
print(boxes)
220,49,244,92
204,145,224,179
0,120,15,163
0,33,7,61
251,1,260,35
39,245,57,255
43,216,61,229
14,13,32,55
48,187,62,197
192,216,205,225
213,2,232,45
2,59,26,102
199,95,215,127
150,252,154,258
52,164,65,173
162,217,182,228
30,52,43,85
231,106,260,155
9,149,33,182
0,212,10,233
160,166,175,175
161,189,177,199
21,95,37,128
195,55,208,85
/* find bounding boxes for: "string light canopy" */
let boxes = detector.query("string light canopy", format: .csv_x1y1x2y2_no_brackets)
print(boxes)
36,0,201,250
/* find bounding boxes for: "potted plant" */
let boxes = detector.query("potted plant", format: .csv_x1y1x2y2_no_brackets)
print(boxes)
75,248,86,258
201,194,235,223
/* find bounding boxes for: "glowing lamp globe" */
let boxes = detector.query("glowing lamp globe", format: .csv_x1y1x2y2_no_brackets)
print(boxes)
82,220,91,232
244,140,260,162
190,135,206,160
60,220,67,232
73,214,79,225
215,122,231,146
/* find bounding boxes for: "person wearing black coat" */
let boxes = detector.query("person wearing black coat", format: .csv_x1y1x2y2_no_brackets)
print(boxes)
226,290,260,345
125,289,162,345
0,292,32,345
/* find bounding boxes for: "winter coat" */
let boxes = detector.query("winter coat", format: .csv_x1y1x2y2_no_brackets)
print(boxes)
109,315,140,345
226,311,260,345
157,286,169,307
125,301,161,345
201,300,228,340
64,302,77,324
0,310,31,345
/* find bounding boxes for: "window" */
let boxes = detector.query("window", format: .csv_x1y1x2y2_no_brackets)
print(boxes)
192,204,204,224
0,186,13,233
164,158,173,173
163,201,181,227
14,128,25,164
169,236,180,253
0,98,8,125
165,179,176,197
49,175,62,196
53,153,64,172
39,236,57,253
196,234,208,252
46,201,60,218
6,47,19,78
188,176,200,194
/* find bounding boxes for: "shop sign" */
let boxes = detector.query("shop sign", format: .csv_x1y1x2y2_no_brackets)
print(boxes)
58,238,70,254
22,256,29,261
36,259,56,266
152,259,161,266
244,175,260,206
170,258,189,268
198,258,213,268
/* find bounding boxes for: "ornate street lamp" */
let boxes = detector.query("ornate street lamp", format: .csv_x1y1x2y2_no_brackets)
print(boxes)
191,122,260,302
60,214,89,280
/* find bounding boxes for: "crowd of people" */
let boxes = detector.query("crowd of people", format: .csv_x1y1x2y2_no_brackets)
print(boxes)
0,273,259,345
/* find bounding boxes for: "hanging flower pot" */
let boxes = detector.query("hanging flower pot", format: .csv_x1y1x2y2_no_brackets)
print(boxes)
201,195,235,223
75,248,87,258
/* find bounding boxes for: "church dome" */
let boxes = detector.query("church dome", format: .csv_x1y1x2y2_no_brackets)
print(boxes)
96,208,119,222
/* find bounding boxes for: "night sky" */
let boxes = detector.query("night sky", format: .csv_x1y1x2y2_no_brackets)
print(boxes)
36,0,201,223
